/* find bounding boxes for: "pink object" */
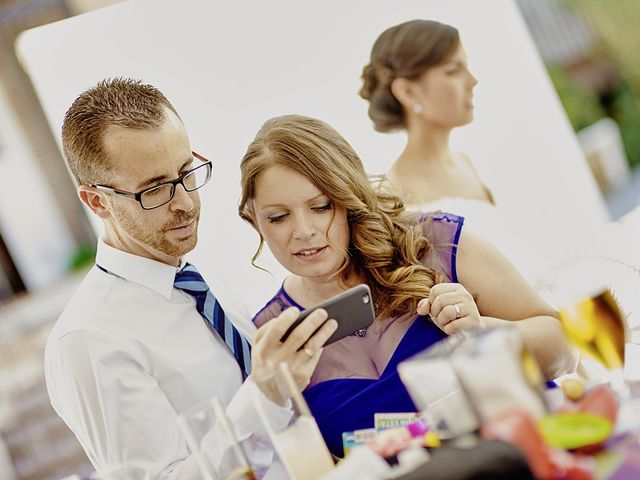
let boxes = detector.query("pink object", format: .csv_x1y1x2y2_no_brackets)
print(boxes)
406,419,430,438
576,385,619,425
367,428,412,458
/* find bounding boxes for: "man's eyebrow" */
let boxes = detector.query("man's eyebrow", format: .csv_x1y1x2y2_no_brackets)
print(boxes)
135,158,193,190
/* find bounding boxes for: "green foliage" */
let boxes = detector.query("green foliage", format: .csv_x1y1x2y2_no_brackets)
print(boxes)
547,65,640,169
546,65,606,131
557,0,640,168
608,82,640,168
563,0,640,100
67,244,96,272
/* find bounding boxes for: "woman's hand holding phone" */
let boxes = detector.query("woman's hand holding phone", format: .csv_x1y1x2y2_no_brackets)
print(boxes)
252,284,375,400
280,284,375,346
251,307,338,396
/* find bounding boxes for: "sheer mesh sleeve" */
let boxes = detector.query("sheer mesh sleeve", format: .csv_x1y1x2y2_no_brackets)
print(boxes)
252,286,299,328
419,212,465,283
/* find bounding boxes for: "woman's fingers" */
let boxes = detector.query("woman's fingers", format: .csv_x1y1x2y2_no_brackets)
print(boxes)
428,282,462,301
261,307,302,341
442,317,472,335
420,284,466,319
429,291,465,318
417,298,430,316
301,318,338,354
255,306,333,359
432,303,461,330
252,307,300,368
279,308,330,352
251,306,340,394
427,283,483,334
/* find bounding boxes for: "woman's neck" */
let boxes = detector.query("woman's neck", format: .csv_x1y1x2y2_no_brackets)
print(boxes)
396,122,453,168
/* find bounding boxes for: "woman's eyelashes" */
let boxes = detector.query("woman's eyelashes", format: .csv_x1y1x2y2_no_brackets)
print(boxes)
266,202,333,224
267,213,287,224
312,202,333,212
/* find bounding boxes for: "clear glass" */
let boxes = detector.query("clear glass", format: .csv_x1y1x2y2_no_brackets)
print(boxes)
251,362,335,480
177,396,255,480
558,287,628,396
398,328,547,438
88,466,149,480
559,289,625,369
545,259,640,439
543,259,628,389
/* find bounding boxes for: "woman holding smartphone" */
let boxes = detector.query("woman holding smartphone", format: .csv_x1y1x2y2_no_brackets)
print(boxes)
238,114,576,457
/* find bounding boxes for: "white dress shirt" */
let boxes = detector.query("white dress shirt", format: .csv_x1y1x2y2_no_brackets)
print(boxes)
45,240,291,479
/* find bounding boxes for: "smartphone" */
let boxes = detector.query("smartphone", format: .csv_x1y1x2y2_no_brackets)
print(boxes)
280,284,375,346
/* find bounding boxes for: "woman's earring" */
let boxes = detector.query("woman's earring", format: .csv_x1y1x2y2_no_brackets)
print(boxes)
412,102,423,114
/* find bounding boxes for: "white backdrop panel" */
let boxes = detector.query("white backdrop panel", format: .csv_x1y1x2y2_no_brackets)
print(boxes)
17,0,607,328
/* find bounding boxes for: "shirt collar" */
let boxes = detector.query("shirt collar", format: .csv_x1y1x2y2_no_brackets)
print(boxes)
95,239,185,300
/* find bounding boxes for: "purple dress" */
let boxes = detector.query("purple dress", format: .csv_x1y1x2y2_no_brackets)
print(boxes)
253,212,464,456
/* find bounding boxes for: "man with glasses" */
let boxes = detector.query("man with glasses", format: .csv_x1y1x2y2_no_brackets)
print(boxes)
44,78,337,479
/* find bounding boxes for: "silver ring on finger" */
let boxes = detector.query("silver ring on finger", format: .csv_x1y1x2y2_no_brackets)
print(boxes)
302,346,315,359
453,303,462,320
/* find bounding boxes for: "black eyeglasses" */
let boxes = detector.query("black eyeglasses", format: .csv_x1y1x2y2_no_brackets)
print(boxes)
91,151,212,210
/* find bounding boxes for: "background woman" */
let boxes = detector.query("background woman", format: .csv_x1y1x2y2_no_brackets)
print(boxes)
357,18,548,287
359,19,491,209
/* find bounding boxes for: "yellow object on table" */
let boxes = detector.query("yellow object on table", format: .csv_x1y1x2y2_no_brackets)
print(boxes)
424,431,441,448
561,378,586,401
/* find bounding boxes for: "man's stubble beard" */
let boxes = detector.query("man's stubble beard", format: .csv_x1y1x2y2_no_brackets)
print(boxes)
112,204,200,258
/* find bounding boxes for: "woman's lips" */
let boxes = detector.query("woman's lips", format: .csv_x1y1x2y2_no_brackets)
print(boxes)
294,246,327,260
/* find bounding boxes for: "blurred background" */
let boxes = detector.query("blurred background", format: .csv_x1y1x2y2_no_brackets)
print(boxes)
0,0,638,479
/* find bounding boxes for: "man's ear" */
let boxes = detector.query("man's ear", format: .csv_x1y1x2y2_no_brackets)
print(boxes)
78,186,110,219
390,77,415,110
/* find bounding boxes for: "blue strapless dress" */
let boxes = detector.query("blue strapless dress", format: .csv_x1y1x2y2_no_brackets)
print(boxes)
303,316,447,457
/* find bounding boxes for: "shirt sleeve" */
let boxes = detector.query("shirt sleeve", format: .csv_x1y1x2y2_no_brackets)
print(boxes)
45,330,290,480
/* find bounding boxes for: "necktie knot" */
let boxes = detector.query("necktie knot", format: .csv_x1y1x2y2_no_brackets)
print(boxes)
174,264,210,293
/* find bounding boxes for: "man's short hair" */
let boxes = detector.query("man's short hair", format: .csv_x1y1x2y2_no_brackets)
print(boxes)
61,77,180,186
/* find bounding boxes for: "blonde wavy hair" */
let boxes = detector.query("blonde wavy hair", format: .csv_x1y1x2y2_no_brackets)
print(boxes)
239,114,444,318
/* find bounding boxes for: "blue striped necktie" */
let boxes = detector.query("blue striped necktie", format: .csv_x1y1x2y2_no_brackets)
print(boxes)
174,263,251,378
